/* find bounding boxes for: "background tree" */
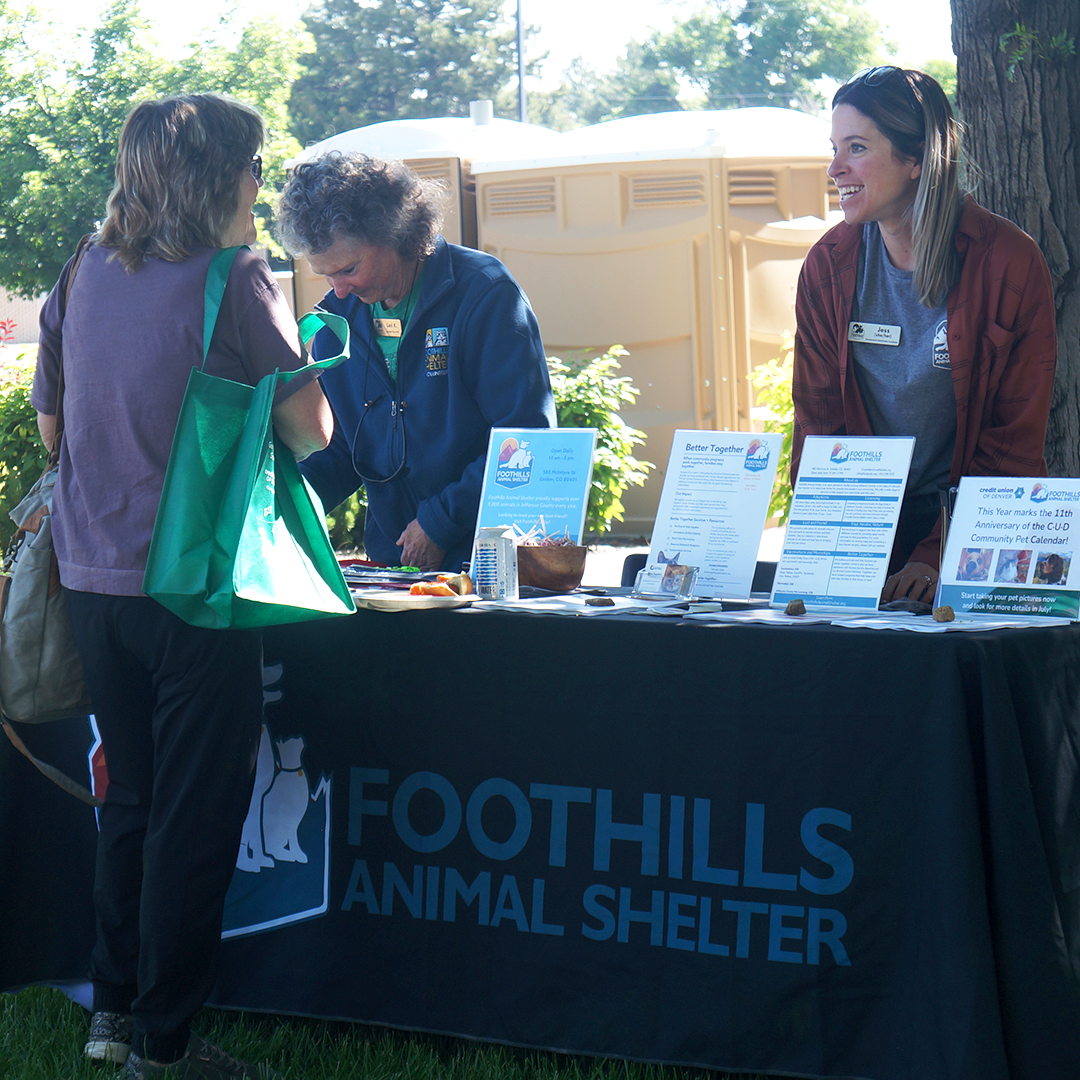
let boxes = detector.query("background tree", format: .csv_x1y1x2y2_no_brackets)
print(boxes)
536,0,882,128
290,0,530,145
0,0,305,297
921,58,957,107
0,0,160,297
530,48,681,130
165,16,309,248
951,0,1080,476
652,0,882,110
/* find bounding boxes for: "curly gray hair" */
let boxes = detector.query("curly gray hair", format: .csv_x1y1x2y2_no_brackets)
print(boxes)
275,152,447,261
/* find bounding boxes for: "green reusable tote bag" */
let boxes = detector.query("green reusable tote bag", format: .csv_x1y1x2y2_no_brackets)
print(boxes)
143,246,356,629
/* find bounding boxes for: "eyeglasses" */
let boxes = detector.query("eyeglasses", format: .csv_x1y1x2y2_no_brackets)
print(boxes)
249,155,263,182
846,65,902,88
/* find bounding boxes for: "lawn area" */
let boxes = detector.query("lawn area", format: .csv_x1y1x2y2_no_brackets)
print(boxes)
1,985,778,1080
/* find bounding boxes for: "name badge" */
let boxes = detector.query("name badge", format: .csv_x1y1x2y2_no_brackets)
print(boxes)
373,318,402,338
848,321,901,346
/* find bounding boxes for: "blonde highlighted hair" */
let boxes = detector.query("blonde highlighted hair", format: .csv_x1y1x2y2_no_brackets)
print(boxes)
833,68,962,307
97,93,264,269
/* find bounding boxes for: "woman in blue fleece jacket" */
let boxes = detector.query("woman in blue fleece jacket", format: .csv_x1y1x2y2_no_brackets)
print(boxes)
276,153,556,572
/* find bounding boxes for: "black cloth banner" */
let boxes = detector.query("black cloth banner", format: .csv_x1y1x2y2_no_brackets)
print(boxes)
3,610,1080,1080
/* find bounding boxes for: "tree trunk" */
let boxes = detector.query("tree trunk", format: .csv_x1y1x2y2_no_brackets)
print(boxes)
951,0,1080,476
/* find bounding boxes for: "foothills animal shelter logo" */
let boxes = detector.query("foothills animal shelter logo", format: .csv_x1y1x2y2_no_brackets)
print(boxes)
221,663,331,939
743,439,771,472
495,437,534,489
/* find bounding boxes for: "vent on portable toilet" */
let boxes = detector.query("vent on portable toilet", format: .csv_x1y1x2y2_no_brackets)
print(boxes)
728,168,780,206
407,160,454,184
486,180,557,216
630,173,706,208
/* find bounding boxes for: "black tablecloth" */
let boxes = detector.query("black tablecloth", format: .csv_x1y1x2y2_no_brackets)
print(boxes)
3,609,1080,1080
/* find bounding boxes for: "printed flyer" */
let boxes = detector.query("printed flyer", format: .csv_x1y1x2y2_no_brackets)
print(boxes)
936,477,1080,619
647,431,783,598
772,436,914,612
474,428,597,543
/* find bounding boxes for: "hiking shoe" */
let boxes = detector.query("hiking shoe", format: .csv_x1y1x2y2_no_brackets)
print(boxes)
120,1033,280,1079
84,1010,134,1064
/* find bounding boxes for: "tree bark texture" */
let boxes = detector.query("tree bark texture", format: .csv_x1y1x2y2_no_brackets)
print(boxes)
952,0,1080,476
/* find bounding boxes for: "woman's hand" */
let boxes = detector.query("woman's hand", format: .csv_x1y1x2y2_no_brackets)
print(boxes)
881,561,938,603
396,519,445,571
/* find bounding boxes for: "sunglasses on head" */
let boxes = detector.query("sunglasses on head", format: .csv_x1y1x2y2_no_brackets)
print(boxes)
846,65,902,88
250,155,262,182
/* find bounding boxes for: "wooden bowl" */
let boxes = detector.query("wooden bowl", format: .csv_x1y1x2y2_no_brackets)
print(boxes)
516,544,587,592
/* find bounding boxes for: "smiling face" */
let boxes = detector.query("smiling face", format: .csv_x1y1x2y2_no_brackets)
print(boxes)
828,103,922,238
306,237,415,307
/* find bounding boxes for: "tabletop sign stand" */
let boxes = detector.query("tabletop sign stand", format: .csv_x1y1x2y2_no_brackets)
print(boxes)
473,427,597,546
936,476,1080,620
771,435,914,612
645,430,782,599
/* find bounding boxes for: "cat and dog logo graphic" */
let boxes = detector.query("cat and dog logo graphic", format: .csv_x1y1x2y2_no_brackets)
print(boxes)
89,663,331,939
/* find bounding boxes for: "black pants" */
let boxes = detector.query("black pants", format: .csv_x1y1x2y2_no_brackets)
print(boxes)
65,590,263,1063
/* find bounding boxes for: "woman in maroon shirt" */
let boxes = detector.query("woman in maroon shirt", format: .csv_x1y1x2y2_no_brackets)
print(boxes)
792,67,1056,603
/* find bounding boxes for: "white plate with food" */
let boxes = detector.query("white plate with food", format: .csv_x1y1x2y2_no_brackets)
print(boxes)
350,587,477,612
351,572,475,611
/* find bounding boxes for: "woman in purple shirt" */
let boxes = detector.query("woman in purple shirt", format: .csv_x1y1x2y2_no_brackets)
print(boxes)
33,94,330,1080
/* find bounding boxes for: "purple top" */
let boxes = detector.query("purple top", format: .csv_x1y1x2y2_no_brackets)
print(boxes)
33,244,314,596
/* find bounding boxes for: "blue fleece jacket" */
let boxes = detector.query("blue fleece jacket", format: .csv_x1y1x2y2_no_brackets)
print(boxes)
301,238,556,571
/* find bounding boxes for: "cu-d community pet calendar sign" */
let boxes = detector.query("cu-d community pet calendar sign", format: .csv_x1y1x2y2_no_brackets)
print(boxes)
937,476,1080,619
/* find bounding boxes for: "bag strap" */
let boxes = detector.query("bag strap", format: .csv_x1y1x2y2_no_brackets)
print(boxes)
50,234,94,466
200,250,351,383
1,245,241,811
293,310,351,381
1,716,102,808
3,236,101,809
201,245,245,372
5,242,240,811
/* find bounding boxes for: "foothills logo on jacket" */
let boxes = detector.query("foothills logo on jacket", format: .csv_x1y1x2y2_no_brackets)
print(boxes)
425,326,449,377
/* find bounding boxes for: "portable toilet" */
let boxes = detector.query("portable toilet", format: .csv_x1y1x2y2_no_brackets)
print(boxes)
471,107,840,536
285,104,562,314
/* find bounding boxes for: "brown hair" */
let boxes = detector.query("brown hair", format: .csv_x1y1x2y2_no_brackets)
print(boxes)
97,93,264,269
834,68,962,307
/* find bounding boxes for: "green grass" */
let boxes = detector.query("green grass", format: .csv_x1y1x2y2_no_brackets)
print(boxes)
0,986,778,1080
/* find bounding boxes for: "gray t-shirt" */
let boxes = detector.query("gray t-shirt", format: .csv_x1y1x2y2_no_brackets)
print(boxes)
33,244,314,595
851,224,954,497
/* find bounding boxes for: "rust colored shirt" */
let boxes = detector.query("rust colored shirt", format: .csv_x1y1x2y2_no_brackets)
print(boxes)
792,195,1057,569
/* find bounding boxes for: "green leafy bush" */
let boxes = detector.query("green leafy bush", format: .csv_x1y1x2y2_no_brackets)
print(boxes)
548,346,653,537
0,345,49,551
325,346,654,552
749,334,795,524
325,491,366,554
0,342,654,558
